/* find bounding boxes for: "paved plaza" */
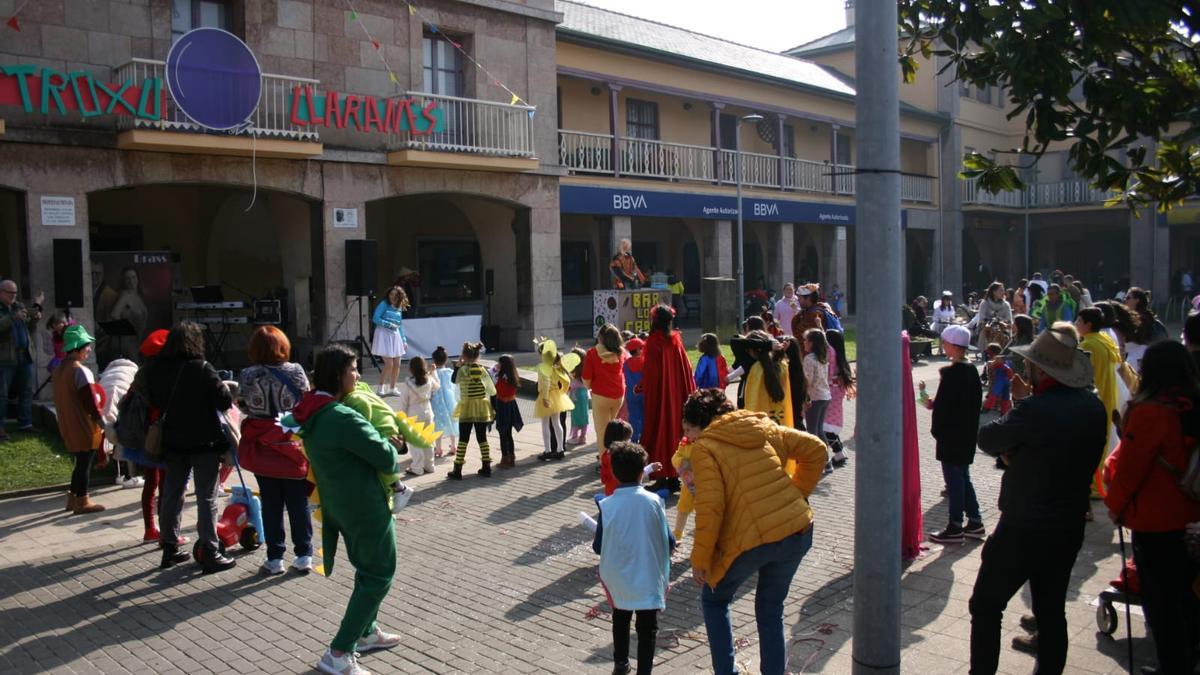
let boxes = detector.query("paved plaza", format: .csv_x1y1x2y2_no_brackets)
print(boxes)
0,358,1162,674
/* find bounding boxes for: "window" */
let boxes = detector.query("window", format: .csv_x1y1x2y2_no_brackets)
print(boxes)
625,99,659,140
781,123,795,157
417,241,481,302
171,0,234,42
422,32,464,96
561,242,592,296
718,113,737,150
974,84,992,104
835,131,852,165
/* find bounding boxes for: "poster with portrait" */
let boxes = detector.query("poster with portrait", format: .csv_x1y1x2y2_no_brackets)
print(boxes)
90,251,176,367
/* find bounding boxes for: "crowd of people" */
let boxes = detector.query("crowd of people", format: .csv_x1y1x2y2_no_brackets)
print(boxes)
6,262,1200,674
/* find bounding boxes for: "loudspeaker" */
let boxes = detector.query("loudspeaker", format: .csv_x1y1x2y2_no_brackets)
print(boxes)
485,268,494,296
52,239,84,309
344,239,377,297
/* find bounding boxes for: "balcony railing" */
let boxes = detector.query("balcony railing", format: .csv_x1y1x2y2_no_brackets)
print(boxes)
114,58,320,142
389,91,536,158
558,130,935,204
962,177,1118,208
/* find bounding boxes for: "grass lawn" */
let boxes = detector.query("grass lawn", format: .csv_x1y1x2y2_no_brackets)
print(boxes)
683,327,857,367
0,424,73,493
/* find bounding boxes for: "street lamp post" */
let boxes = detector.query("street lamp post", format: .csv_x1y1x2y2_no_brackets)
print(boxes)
735,113,764,326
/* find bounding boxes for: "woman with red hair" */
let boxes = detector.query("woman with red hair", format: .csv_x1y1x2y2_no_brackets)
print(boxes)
236,326,313,576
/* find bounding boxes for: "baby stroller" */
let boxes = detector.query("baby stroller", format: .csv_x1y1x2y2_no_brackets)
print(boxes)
1095,549,1141,636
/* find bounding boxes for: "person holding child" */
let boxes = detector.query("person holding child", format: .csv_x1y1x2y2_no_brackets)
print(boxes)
684,388,829,675
285,344,404,675
592,441,675,675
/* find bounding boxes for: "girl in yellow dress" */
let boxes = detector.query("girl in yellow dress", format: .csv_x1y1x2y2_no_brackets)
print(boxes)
534,338,576,461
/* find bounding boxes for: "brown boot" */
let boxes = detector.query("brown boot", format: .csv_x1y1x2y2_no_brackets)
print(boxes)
73,495,106,514
65,493,77,512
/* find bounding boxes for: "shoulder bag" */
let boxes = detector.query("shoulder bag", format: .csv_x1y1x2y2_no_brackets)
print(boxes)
144,366,184,461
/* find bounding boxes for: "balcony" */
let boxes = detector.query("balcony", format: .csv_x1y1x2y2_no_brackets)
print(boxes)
386,92,539,172
962,177,1117,208
114,58,322,159
558,130,934,204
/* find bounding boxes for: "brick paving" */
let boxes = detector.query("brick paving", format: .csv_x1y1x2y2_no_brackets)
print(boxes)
0,358,1163,674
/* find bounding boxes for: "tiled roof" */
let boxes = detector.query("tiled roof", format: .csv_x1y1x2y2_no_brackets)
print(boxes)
555,0,856,98
785,26,856,56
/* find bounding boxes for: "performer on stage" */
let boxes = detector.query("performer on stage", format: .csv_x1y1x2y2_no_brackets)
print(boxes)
610,239,646,290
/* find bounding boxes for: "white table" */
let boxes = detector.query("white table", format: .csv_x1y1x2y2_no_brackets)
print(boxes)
402,315,482,358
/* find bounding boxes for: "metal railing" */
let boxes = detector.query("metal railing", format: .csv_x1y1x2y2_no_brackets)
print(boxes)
782,157,832,193
721,149,780,189
388,91,536,158
962,177,1117,208
619,137,717,182
558,130,613,173
901,174,934,203
114,58,320,141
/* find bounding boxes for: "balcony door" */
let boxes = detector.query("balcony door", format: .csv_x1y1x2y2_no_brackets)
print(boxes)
171,0,235,42
422,32,466,148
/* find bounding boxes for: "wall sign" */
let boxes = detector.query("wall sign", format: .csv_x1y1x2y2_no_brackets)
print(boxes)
561,185,859,225
333,207,359,229
288,88,445,135
40,196,75,226
0,64,163,119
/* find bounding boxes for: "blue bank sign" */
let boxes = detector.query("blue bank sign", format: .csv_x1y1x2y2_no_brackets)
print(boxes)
561,185,856,225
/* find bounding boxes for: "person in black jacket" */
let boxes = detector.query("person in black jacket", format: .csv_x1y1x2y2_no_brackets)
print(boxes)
969,322,1106,675
926,324,984,545
147,322,236,573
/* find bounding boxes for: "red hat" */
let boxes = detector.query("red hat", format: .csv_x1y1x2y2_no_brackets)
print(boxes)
139,329,169,357
625,337,645,353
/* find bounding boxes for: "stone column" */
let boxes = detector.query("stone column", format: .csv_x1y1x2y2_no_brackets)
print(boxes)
1130,206,1169,299
767,222,795,288
522,205,563,345
702,219,733,278
833,226,849,312
25,191,94,376
317,200,367,344
939,124,964,297
610,215,632,258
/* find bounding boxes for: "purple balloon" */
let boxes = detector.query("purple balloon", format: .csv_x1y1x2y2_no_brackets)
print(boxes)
166,28,262,131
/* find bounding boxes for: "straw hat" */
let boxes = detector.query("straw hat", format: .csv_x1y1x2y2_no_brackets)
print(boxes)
1009,322,1094,388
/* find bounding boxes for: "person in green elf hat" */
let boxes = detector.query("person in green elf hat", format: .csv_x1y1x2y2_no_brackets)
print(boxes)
280,343,402,675
52,324,107,514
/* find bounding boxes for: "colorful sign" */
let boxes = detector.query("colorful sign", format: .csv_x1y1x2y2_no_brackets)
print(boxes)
593,289,666,335
561,184,861,225
287,87,445,134
0,64,163,119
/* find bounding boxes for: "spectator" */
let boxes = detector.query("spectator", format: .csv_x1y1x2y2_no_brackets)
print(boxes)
774,283,800,335
1124,287,1168,371
684,388,828,675
971,323,1106,673
1032,284,1074,333
0,279,42,438
931,291,958,334
147,322,236,573
1104,340,1200,675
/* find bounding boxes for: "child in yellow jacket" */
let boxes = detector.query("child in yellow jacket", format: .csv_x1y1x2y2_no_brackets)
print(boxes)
671,437,695,539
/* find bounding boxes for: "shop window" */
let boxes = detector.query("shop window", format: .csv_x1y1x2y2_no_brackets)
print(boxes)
626,99,659,140
423,31,465,97
561,241,592,296
172,0,236,42
418,240,480,302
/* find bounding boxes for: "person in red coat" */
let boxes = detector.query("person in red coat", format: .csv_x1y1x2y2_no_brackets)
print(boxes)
1104,340,1200,675
638,305,695,491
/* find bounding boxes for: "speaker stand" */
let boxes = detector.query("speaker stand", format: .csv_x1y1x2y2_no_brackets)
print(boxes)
331,295,382,374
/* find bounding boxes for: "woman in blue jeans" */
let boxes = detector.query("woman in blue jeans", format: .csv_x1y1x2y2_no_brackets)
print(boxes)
683,388,829,674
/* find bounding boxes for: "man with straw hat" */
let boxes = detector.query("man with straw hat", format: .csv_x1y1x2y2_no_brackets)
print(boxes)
52,324,108,515
969,322,1107,674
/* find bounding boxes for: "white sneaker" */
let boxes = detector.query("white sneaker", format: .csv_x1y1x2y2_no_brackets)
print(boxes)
392,484,414,512
292,555,314,573
317,649,370,675
261,558,286,575
121,476,145,489
356,627,402,653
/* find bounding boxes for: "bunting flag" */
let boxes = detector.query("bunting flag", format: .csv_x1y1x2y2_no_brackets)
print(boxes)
342,0,533,109
5,0,28,32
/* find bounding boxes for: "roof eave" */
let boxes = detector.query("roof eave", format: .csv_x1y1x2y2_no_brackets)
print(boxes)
556,29,858,103
785,42,856,59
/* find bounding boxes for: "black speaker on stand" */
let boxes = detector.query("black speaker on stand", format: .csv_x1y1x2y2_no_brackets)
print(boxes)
481,268,500,351
52,239,84,315
333,240,381,373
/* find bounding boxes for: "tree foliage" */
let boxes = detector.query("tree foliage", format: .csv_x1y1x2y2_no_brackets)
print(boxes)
897,0,1200,210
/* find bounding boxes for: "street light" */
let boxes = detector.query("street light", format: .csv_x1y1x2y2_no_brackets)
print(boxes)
735,112,764,325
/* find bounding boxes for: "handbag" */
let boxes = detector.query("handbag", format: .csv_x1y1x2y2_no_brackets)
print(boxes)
144,367,184,461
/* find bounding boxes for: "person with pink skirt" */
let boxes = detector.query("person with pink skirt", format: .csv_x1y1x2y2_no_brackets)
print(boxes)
901,331,925,561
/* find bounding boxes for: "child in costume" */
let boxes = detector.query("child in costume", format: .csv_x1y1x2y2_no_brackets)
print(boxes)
449,341,496,479
980,343,1013,416
397,356,439,475
693,333,729,390
534,338,576,461
735,331,794,428
490,354,524,469
568,347,591,445
825,329,856,468
670,436,695,539
340,381,415,512
591,442,674,675
622,337,646,443
429,346,459,458
42,312,72,375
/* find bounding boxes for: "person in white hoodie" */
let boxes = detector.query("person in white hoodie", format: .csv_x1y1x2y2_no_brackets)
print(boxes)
98,358,143,489
398,356,439,475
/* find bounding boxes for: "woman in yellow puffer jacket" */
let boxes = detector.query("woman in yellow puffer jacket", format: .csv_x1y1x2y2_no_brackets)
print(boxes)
683,388,829,675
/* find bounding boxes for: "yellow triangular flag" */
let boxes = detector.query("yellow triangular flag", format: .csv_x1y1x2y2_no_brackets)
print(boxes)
510,93,520,105
408,3,416,15
389,71,399,84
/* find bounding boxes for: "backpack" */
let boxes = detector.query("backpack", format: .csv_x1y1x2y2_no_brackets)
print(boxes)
821,305,843,332
114,383,151,450
1157,443,1200,502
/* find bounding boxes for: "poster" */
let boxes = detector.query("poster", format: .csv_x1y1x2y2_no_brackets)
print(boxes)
593,289,665,335
90,251,176,368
